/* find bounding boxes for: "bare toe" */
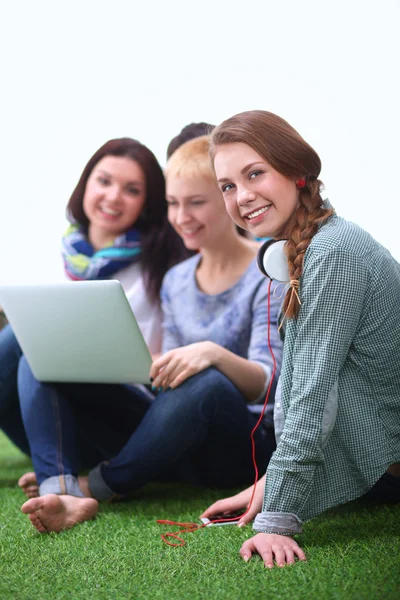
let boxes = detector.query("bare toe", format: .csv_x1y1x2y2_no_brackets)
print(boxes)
26,486,39,499
18,472,38,497
29,514,48,533
22,497,43,514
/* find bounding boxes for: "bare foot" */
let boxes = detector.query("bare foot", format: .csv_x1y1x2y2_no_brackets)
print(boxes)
21,494,98,533
18,472,39,498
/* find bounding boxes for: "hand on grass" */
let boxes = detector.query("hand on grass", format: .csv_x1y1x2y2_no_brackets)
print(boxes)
150,342,217,391
200,474,266,526
240,533,306,568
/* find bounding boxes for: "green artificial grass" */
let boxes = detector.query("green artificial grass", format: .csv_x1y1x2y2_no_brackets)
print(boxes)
0,431,399,600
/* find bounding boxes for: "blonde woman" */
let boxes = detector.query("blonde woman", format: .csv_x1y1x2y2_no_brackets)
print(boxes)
19,135,283,533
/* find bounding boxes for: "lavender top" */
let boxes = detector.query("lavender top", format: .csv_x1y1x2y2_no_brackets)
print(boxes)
160,254,283,414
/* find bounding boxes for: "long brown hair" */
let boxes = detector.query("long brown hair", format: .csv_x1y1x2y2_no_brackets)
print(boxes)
67,138,190,302
210,110,334,318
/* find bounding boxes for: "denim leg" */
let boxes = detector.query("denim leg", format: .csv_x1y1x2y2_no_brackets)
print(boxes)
18,355,83,491
92,367,275,499
364,472,400,503
18,355,151,496
0,325,30,454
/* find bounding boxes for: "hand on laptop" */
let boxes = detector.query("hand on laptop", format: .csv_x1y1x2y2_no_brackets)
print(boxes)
150,341,218,391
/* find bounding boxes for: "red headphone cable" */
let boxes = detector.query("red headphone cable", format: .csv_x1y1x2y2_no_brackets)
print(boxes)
157,278,277,546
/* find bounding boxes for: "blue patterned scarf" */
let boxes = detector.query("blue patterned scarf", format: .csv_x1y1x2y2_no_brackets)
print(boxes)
61,224,141,280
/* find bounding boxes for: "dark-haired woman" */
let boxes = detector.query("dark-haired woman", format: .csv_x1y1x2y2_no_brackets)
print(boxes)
201,110,400,567
18,134,283,533
0,137,189,471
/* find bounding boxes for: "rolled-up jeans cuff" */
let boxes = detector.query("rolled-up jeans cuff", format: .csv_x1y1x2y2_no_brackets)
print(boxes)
88,464,116,502
253,511,303,535
39,475,85,498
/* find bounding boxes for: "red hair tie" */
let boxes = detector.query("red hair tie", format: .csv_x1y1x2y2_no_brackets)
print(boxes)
296,178,307,188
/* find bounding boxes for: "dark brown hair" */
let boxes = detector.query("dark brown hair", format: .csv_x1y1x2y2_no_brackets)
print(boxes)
167,122,215,159
67,138,190,302
210,110,334,318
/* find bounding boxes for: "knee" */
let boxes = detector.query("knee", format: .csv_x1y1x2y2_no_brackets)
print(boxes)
17,356,39,408
18,354,34,382
184,367,235,397
0,326,23,418
161,367,236,411
0,325,22,361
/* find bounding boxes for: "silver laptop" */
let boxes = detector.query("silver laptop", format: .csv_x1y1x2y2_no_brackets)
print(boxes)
0,280,152,384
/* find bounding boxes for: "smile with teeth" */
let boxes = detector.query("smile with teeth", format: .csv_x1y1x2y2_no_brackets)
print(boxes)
181,226,202,234
100,205,121,217
245,205,271,220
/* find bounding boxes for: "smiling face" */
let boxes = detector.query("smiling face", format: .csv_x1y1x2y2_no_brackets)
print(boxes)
166,175,234,251
213,142,299,239
83,155,146,244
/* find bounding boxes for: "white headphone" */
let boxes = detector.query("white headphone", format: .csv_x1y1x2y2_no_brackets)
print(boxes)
257,239,290,283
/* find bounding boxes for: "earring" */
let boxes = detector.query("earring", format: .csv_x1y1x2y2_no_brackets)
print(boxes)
296,178,307,188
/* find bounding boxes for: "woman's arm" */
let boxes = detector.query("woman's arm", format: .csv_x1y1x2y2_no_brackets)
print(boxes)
211,344,268,401
211,275,283,401
255,248,370,531
151,341,266,401
151,276,283,401
159,272,183,353
226,248,370,568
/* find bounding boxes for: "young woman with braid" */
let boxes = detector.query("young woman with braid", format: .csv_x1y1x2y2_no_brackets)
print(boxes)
18,135,282,533
201,110,400,568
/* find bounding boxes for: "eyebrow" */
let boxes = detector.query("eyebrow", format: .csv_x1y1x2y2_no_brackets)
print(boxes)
166,195,206,201
96,169,143,186
217,162,263,183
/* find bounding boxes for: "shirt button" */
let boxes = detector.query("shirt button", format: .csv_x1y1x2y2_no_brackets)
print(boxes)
276,402,281,408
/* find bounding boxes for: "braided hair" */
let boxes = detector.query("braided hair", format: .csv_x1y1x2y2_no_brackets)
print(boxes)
282,177,333,317
210,110,333,319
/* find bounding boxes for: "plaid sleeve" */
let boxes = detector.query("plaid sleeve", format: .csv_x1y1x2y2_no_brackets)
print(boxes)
261,248,370,521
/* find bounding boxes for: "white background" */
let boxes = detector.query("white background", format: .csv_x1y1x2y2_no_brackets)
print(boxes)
0,0,399,284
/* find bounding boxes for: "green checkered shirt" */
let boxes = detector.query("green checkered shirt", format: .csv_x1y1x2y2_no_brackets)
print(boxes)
255,214,400,533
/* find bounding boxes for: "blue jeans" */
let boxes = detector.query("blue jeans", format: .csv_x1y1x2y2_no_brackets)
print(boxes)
0,325,29,454
18,358,275,500
365,472,400,503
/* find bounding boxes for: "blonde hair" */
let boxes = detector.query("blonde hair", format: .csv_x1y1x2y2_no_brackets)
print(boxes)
210,110,334,319
165,135,216,184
